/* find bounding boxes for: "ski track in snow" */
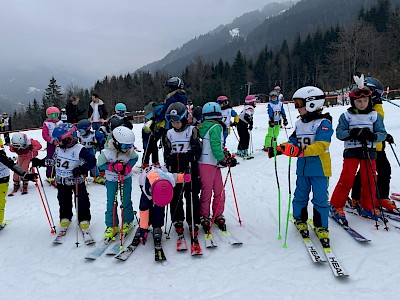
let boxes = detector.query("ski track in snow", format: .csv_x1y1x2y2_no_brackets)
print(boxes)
2,102,400,299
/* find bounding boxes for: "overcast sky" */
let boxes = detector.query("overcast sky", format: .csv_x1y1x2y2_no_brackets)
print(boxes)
0,0,280,81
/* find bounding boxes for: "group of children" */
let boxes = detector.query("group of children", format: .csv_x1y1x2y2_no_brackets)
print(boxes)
2,74,397,251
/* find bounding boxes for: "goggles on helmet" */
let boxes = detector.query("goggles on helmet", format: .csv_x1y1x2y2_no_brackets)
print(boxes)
78,128,87,134
12,144,25,150
165,113,185,123
349,88,372,99
116,110,126,117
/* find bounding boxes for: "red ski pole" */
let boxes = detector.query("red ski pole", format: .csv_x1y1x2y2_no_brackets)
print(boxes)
229,171,242,226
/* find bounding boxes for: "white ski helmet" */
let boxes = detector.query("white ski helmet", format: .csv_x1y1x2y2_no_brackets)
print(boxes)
112,126,135,151
292,86,325,112
11,132,30,149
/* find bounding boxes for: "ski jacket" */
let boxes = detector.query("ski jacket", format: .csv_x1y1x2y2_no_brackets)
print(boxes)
268,100,286,122
42,119,63,143
198,120,225,166
88,99,108,121
287,112,333,177
10,138,42,159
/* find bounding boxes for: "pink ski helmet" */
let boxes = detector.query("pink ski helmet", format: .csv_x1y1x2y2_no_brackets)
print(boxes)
46,106,60,119
151,179,174,207
244,95,256,106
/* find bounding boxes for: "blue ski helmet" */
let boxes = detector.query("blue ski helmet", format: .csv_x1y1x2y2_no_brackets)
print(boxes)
364,77,384,100
115,102,127,112
52,123,77,148
202,102,222,120
77,119,92,134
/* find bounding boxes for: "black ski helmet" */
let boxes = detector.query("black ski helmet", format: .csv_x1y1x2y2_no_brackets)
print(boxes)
165,102,188,123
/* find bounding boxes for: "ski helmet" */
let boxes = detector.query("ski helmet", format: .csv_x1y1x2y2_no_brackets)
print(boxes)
52,123,77,148
46,107,60,119
192,106,203,124
165,102,187,123
115,102,127,117
274,86,281,91
269,90,279,99
112,126,135,151
202,102,222,120
61,108,66,113
165,77,184,90
77,119,92,135
108,116,124,132
364,77,384,99
216,95,229,106
292,86,325,112
11,133,29,149
151,178,174,207
348,85,372,108
244,95,257,107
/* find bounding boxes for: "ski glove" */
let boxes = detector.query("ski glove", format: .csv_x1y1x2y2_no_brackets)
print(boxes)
226,157,237,167
183,173,191,182
269,119,275,127
386,133,395,144
109,161,125,173
267,147,283,158
283,118,288,126
230,121,237,127
350,128,376,142
72,167,82,178
278,144,302,157
31,158,45,168
23,172,37,182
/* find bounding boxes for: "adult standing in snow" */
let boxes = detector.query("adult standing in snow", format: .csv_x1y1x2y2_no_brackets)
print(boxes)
65,96,85,124
88,93,108,131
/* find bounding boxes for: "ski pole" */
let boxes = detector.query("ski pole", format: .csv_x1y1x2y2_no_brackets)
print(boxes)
36,167,56,233
382,97,400,108
119,172,125,249
75,178,80,247
188,163,195,240
283,157,292,248
229,171,242,226
164,203,169,234
388,143,400,167
209,166,231,232
231,127,240,142
285,102,294,128
249,130,254,154
111,173,119,240
35,171,56,234
272,137,282,239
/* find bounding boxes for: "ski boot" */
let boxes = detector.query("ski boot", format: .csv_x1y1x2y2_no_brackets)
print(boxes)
141,164,149,170
21,181,28,195
174,221,184,235
60,218,71,229
294,219,309,238
347,197,359,209
330,206,348,226
214,215,227,231
236,150,244,157
79,220,90,230
315,227,330,248
139,227,149,245
104,226,119,238
8,181,20,196
122,222,133,234
189,224,199,240
200,216,211,233
380,199,397,211
153,227,163,247
358,207,383,220
94,176,106,185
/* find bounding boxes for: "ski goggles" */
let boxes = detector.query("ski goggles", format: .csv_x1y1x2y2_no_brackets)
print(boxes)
165,113,185,123
120,143,133,150
49,113,60,118
349,88,372,99
293,98,306,108
78,129,87,134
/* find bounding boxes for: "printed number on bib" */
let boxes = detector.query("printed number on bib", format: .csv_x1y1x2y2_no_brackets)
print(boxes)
56,159,70,169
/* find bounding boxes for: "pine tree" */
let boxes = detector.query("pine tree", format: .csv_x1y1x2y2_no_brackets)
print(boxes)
42,76,63,111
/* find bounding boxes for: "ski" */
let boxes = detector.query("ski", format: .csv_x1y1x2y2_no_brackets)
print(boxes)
155,245,167,262
344,207,400,230
85,237,115,260
106,227,136,256
390,193,400,201
242,155,254,160
204,230,217,248
215,226,243,245
81,228,95,246
307,219,349,277
53,226,69,244
191,238,203,256
7,191,17,197
290,215,326,263
329,212,370,242
114,228,141,261
176,233,188,251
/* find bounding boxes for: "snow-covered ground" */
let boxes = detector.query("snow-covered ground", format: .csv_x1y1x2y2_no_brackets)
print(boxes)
2,102,400,300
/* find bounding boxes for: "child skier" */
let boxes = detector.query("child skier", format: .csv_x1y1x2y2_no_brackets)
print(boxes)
198,102,237,233
263,90,288,152
0,148,37,228
32,123,96,230
42,107,62,183
137,165,188,247
164,102,202,238
77,119,105,184
236,95,256,158
60,108,68,122
97,126,138,238
270,86,333,247
216,96,239,146
9,133,42,195
330,76,387,223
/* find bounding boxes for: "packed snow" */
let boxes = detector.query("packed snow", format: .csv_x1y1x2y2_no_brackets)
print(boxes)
2,101,400,300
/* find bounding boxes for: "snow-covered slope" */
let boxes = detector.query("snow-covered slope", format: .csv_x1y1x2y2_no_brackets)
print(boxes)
2,102,400,299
